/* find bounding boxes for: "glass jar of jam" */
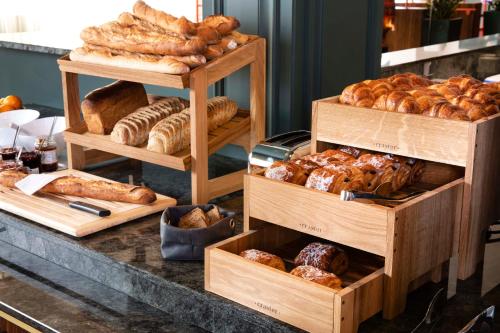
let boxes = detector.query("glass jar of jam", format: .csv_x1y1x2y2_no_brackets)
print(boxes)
0,147,19,161
20,151,41,174
35,136,58,173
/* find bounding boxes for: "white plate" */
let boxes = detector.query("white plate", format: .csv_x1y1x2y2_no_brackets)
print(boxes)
0,109,40,127
0,128,35,151
22,117,66,153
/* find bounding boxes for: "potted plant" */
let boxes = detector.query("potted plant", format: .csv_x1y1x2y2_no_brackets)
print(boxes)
484,0,500,35
422,0,463,45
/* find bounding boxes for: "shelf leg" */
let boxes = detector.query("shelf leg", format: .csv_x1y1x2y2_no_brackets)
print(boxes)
250,38,266,148
61,71,85,170
190,69,209,204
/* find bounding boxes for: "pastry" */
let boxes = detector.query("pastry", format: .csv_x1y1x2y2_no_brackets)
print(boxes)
294,242,349,275
305,167,352,194
147,97,238,154
0,170,156,204
373,91,421,114
81,80,148,135
446,75,482,93
179,207,209,229
428,84,461,99
363,79,394,98
264,161,308,185
290,265,342,290
450,96,489,121
132,0,197,36
290,159,320,174
388,74,414,91
110,97,189,146
422,102,470,121
339,83,375,108
464,88,499,115
239,249,286,271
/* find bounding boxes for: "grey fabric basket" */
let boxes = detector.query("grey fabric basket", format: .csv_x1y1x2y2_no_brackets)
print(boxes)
160,205,235,261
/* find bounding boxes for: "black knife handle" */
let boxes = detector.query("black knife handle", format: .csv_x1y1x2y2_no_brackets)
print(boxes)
69,201,111,217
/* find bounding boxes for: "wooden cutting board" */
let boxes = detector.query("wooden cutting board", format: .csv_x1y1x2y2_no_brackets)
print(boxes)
0,169,176,237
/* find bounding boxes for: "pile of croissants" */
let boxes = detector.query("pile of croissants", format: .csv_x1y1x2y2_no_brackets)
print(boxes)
264,146,425,195
340,73,500,121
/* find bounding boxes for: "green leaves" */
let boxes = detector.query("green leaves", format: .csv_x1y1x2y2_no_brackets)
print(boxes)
426,0,463,20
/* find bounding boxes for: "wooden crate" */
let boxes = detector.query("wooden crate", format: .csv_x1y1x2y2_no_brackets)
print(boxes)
312,97,500,280
205,224,385,333
57,37,266,204
244,163,464,321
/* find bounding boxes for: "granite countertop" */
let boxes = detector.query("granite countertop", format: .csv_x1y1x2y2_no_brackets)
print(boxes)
0,31,78,56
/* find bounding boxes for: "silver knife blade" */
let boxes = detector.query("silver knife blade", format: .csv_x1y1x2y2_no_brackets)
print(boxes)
35,193,111,217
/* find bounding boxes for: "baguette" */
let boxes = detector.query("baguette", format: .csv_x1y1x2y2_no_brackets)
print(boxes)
110,97,189,146
82,43,206,68
0,170,157,204
202,15,240,35
230,31,249,45
147,97,238,154
70,46,190,74
203,44,224,60
81,81,148,135
80,21,206,56
133,0,196,36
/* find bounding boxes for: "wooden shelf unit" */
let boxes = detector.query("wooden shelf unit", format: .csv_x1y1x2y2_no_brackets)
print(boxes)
57,38,266,204
312,97,500,280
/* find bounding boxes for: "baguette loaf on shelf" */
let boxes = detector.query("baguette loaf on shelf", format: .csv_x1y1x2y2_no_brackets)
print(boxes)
339,73,500,121
0,170,156,204
147,97,238,154
110,97,189,146
81,80,148,134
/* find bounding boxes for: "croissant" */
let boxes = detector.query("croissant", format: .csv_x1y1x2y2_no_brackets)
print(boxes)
408,88,442,99
345,161,381,192
354,154,396,189
447,75,482,93
388,74,414,91
320,149,357,163
339,83,375,107
363,79,394,98
450,96,489,121
464,88,499,115
422,102,470,121
428,84,461,99
414,95,448,112
305,166,363,194
373,91,421,114
324,164,365,192
264,161,308,185
381,155,412,190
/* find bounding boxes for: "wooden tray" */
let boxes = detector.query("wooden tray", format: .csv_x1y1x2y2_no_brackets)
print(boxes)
206,225,384,333
64,110,251,171
312,97,500,280
245,163,464,320
0,170,176,237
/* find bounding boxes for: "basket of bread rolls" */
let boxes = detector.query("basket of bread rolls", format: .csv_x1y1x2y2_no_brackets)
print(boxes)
160,205,235,260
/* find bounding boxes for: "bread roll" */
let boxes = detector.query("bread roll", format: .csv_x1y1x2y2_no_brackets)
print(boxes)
240,249,286,271
290,265,342,290
295,242,349,275
264,161,308,185
81,80,148,135
132,0,196,36
0,170,156,204
147,97,238,154
110,97,189,146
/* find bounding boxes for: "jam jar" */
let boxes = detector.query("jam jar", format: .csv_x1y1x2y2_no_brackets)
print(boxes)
35,136,58,173
20,151,41,173
0,147,19,161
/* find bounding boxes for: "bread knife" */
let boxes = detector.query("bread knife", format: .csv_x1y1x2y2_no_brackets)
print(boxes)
36,193,111,217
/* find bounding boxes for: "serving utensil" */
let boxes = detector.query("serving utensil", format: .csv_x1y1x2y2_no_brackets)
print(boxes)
36,192,111,217
340,182,426,203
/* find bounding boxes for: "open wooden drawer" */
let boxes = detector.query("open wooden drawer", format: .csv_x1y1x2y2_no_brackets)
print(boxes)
205,225,385,333
244,162,464,319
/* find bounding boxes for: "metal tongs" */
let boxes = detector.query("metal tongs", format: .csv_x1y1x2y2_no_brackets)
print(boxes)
340,182,426,204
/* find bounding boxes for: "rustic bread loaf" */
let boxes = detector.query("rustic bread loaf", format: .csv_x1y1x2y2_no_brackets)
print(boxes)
81,80,148,135
240,249,286,271
294,242,349,276
290,265,343,290
147,97,238,154
110,97,189,146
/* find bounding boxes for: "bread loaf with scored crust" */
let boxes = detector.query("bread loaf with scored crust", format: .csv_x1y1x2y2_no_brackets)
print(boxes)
110,97,189,146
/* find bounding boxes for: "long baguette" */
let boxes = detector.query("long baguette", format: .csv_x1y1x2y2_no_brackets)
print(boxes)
133,0,196,36
0,170,157,204
80,21,206,56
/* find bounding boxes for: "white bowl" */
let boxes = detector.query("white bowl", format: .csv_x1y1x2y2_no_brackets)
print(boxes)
22,117,66,153
0,109,40,128
0,128,35,151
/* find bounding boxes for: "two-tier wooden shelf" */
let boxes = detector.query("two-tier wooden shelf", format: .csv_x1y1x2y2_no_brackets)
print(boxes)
57,37,266,204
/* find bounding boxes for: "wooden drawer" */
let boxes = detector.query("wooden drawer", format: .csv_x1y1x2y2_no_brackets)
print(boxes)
205,225,385,333
312,97,500,280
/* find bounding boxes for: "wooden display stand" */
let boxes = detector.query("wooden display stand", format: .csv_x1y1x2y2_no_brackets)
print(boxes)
57,38,266,204
311,97,500,280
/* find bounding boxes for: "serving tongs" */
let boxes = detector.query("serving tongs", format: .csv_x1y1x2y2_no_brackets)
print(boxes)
340,182,426,204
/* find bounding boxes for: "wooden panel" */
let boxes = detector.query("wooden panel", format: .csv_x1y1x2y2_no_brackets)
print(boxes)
64,110,251,172
205,228,384,333
385,8,425,52
459,115,500,279
0,314,36,333
246,174,389,256
315,98,473,166
249,38,266,148
208,169,246,200
58,55,188,89
0,170,176,237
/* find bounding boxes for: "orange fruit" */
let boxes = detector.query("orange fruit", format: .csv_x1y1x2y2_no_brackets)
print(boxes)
0,104,16,113
2,95,22,109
